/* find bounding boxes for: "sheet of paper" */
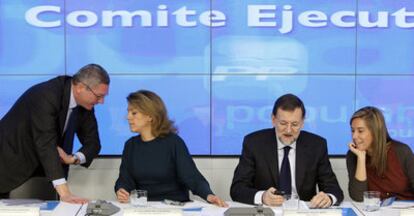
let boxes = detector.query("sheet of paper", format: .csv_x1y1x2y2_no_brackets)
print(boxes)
284,209,342,216
149,200,211,211
0,199,43,206
51,202,84,216
0,206,39,216
123,208,182,216
391,201,414,209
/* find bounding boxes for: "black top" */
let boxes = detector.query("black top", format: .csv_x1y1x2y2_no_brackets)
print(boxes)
115,133,213,202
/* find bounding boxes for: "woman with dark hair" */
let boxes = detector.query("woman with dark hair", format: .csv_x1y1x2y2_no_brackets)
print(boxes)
347,106,414,201
114,90,227,207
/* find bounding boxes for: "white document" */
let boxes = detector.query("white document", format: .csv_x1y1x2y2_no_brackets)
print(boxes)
149,200,210,211
283,209,342,216
51,202,84,216
0,206,39,216
391,201,414,209
124,208,183,216
400,209,414,216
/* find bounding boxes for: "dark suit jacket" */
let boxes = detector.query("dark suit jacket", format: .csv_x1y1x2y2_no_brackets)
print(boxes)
230,128,343,205
0,76,101,193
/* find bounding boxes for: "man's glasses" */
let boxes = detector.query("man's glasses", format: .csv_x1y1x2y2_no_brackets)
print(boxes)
80,81,105,100
276,120,302,131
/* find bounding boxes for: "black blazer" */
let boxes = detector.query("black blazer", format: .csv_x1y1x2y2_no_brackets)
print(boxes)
0,76,101,193
230,128,343,205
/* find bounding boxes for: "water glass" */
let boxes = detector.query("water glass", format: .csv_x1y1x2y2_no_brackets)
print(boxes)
283,193,299,210
130,189,147,207
363,191,380,212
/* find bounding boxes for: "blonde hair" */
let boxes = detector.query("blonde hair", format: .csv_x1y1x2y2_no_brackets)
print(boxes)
350,106,391,175
127,90,177,137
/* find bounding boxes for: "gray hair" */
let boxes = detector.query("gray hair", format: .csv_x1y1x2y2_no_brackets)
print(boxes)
72,64,110,87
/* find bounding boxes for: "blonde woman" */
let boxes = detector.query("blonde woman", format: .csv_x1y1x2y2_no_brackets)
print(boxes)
347,106,414,201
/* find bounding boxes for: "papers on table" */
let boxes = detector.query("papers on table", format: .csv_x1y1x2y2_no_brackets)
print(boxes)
400,209,414,216
123,208,182,216
51,202,84,216
0,199,58,213
283,209,342,216
0,199,59,211
0,206,39,216
150,200,210,211
391,201,414,209
0,199,43,206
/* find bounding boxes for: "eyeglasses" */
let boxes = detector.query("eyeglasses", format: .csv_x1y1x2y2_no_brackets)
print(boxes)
276,119,302,131
80,81,105,100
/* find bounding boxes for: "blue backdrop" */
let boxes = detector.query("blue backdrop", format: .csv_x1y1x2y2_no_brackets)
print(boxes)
1,0,413,155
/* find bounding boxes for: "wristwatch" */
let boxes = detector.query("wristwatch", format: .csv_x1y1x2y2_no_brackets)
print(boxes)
72,154,80,165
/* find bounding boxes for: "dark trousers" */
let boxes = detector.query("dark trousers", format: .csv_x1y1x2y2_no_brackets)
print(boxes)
0,192,10,199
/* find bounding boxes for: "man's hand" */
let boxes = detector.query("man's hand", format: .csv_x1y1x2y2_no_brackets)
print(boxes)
116,188,130,203
60,194,89,204
57,146,76,165
309,192,332,208
262,187,284,206
207,194,228,207
55,183,88,204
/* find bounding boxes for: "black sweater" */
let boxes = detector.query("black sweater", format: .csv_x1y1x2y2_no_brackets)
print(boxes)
115,133,213,201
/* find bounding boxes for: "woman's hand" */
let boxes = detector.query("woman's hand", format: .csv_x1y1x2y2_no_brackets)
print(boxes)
348,142,366,159
207,194,228,207
116,188,130,203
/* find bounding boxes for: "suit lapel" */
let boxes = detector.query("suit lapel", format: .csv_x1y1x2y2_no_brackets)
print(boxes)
264,129,279,187
295,132,309,191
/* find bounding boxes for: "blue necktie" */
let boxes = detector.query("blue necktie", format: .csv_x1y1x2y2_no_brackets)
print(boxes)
62,106,79,155
279,146,292,195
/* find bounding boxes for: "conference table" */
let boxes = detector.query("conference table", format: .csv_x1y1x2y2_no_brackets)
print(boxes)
48,200,358,216
1,199,413,216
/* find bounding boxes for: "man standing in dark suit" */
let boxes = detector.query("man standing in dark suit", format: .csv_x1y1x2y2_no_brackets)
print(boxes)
0,64,110,203
231,94,343,208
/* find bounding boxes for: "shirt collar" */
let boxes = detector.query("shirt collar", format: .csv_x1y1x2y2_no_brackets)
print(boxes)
69,85,78,109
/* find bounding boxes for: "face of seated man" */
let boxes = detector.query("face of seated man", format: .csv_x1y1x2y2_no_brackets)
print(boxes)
272,107,304,145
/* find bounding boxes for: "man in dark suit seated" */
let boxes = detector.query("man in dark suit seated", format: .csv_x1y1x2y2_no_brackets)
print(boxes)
230,93,343,208
0,64,110,203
